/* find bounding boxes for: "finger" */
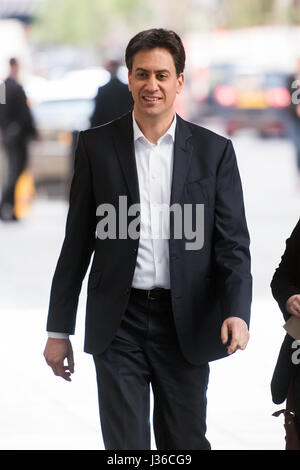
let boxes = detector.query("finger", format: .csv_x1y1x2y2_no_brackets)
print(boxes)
49,362,61,378
291,305,300,317
57,364,72,381
227,342,237,354
295,301,300,316
292,298,300,308
238,334,249,350
67,353,75,374
221,322,228,344
46,360,72,381
227,331,240,355
62,370,72,382
287,296,300,316
236,328,250,351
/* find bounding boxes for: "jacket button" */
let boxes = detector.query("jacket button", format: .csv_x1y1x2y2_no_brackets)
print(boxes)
133,248,137,254
124,287,130,295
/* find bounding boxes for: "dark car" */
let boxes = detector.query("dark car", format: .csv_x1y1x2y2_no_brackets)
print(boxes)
189,62,236,122
212,68,291,136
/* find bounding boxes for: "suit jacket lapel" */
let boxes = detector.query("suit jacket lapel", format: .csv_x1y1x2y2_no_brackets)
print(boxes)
170,114,193,205
113,111,140,206
112,111,193,207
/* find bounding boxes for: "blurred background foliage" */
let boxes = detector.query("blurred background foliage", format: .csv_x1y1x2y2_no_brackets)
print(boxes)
31,0,157,47
31,0,300,49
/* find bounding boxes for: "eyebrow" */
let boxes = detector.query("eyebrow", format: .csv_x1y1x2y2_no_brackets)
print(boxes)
135,67,170,74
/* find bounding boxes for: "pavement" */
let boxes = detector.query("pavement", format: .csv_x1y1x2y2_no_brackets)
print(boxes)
0,128,299,450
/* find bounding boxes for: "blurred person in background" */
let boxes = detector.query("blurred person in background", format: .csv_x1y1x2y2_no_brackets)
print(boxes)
271,218,300,449
0,57,37,221
90,57,134,127
44,28,252,450
286,58,300,186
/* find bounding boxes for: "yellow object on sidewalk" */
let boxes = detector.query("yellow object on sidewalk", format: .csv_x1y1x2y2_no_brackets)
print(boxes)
14,170,35,219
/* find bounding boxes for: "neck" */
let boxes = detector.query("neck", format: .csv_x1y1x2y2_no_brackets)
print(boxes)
133,109,175,144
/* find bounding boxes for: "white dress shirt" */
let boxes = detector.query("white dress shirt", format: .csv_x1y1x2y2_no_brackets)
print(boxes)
131,111,176,290
48,112,176,339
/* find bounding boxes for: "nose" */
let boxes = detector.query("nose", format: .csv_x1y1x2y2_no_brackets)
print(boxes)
146,74,159,92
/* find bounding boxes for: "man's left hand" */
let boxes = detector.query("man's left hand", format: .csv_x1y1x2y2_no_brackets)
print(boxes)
221,317,249,355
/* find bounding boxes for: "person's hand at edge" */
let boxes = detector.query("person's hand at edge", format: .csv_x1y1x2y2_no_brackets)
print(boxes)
221,317,250,355
44,338,74,382
286,294,300,318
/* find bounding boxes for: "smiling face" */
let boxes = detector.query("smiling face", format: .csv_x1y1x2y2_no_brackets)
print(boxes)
128,47,184,123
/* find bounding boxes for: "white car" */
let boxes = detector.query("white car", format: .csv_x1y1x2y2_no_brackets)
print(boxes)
28,67,111,197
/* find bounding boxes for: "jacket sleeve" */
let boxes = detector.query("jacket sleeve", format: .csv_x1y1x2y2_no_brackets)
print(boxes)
46,131,96,334
271,219,300,321
214,139,252,326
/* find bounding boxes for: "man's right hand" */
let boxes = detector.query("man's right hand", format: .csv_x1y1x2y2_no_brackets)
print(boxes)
43,338,74,381
286,294,300,318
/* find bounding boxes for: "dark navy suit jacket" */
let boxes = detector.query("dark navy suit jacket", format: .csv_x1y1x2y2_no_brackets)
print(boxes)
47,111,252,364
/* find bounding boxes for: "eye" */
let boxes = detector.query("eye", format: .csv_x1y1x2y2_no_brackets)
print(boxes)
157,74,167,80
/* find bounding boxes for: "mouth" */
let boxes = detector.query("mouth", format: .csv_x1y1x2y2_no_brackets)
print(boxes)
142,96,162,102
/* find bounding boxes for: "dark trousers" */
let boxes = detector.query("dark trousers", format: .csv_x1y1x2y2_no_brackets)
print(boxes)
0,135,28,216
93,288,210,450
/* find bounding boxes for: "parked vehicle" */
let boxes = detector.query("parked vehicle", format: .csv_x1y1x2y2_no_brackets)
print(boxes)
28,68,110,197
29,96,94,196
213,68,291,136
189,62,236,122
191,63,291,137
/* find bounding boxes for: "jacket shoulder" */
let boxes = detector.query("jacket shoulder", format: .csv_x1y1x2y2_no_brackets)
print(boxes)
81,115,121,138
177,114,228,147
79,112,131,146
186,119,228,146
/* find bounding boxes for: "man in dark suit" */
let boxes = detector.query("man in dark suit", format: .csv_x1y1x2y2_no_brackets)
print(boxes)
0,58,37,221
90,58,134,127
44,29,252,450
271,219,300,436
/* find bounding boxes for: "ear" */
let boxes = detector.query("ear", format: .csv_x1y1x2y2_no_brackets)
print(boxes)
176,73,184,95
128,71,132,91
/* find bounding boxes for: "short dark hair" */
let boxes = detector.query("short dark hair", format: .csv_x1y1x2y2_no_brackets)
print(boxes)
125,28,185,77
